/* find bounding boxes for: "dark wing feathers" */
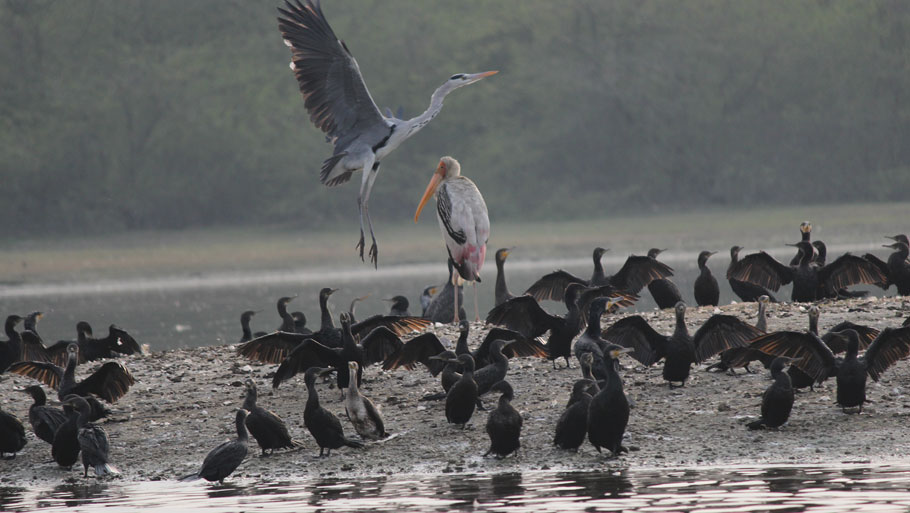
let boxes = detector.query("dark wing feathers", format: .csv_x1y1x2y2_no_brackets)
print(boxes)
818,253,888,291
862,326,910,382
609,255,674,294
863,253,891,287
485,296,561,339
726,252,793,292
237,331,310,364
381,333,447,373
359,327,403,366
601,316,666,367
692,314,765,363
7,361,64,389
272,340,340,388
476,328,548,361
823,322,879,353
70,362,136,403
20,331,51,363
437,183,466,245
277,0,386,144
746,331,837,383
108,327,143,356
524,270,587,302
351,315,431,338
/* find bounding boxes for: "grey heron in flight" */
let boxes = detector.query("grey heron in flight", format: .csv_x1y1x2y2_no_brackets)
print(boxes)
415,156,489,322
277,0,498,267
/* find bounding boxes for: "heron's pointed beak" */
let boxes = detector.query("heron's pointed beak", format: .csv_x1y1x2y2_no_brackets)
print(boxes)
415,162,446,223
468,70,498,82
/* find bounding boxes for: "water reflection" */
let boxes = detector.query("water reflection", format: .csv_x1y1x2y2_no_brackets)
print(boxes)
7,464,910,512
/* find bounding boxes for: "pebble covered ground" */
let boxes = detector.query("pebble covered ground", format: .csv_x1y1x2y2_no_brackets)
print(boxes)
2,296,909,486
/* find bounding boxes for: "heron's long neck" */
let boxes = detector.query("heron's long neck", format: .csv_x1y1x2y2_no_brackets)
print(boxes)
401,89,447,140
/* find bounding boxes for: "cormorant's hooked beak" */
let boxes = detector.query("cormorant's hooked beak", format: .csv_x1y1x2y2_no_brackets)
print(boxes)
799,222,812,234
415,161,447,222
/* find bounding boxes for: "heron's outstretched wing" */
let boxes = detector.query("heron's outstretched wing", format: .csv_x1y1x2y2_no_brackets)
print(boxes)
278,1,387,151
745,331,837,383
862,326,910,382
237,331,310,364
609,255,674,295
70,362,136,403
382,333,448,373
485,296,562,339
692,314,765,363
601,316,666,367
726,251,793,292
524,270,587,302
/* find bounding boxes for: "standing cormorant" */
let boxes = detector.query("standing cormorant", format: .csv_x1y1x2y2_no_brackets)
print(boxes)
292,312,312,335
525,247,673,303
790,222,814,265
344,361,387,440
302,367,364,457
420,285,438,317
645,248,684,309
182,409,249,483
587,345,632,457
728,246,778,303
603,302,764,387
45,323,142,365
494,248,516,307
0,407,26,459
423,260,466,323
0,315,25,372
706,296,775,375
22,385,67,445
484,380,521,458
276,296,298,332
239,310,266,343
63,395,119,476
747,357,795,430
52,401,80,469
443,354,478,428
242,378,299,456
554,379,595,451
865,241,910,296
728,241,886,302
694,251,720,307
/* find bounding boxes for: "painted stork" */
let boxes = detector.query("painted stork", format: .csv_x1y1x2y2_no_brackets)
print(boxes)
415,156,489,322
277,0,498,267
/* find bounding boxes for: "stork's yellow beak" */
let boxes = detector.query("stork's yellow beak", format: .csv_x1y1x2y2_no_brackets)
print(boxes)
414,161,446,223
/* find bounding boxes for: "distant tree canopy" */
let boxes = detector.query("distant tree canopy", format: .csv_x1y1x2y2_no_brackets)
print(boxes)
1,0,908,235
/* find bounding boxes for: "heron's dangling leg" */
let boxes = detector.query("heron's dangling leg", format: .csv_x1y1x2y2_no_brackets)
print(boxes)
364,162,381,268
355,155,377,264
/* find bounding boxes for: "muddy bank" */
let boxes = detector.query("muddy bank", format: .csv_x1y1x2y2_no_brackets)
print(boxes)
2,296,909,486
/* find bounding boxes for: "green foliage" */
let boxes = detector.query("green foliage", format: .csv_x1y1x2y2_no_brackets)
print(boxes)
1,0,908,235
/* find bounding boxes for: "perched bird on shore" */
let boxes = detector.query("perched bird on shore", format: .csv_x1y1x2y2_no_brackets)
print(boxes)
727,241,886,302
554,379,595,451
525,247,673,303
423,261,466,323
302,367,364,457
0,407,26,460
484,380,521,458
790,221,814,265
239,310,267,343
694,251,720,307
645,248,684,309
0,315,26,372
275,296,299,333
604,302,764,387
587,345,633,457
728,246,778,303
46,323,142,365
242,378,300,456
864,241,910,296
344,361,387,440
421,350,461,400
415,156,490,322
182,409,249,483
443,353,478,428
64,395,119,477
52,401,80,469
747,357,795,430
9,343,135,410
494,248,516,307
383,296,411,317
746,326,910,413
22,385,67,445
706,296,775,375
573,298,620,383
278,0,497,267
292,312,310,334
472,339,513,409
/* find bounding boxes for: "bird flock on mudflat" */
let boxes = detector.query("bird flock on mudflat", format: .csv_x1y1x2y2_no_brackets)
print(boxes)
3,0,910,485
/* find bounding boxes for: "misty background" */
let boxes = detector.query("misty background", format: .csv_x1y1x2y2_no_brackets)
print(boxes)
2,0,909,237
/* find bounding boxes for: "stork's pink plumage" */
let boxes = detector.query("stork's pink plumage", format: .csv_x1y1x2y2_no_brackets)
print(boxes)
415,156,490,321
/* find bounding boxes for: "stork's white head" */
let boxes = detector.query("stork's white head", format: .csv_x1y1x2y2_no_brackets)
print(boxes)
414,156,462,222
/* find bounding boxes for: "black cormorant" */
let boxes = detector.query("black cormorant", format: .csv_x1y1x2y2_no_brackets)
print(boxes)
707,296,775,375
276,295,298,332
423,260,466,323
865,241,910,296
0,407,26,459
348,294,369,323
63,395,119,476
484,380,521,458
0,315,25,372
383,296,411,316
554,379,595,451
242,378,299,456
525,247,673,303
694,251,720,307
747,357,795,430
292,312,311,335
22,385,67,445
789,222,813,265
443,354,478,428
52,401,80,469
645,248,684,309
344,361,387,440
182,409,249,483
46,323,142,365
420,285,438,317
302,367,364,457
239,310,267,343
603,302,764,387
813,241,871,298
587,345,632,457
728,246,778,303
727,241,886,302
494,248,515,307
472,339,512,408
